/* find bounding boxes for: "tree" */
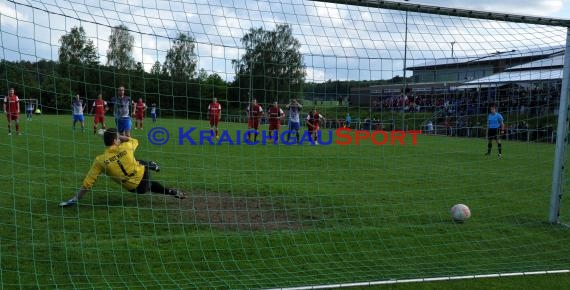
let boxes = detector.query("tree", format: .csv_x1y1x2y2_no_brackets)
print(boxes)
150,61,162,76
197,68,208,82
58,26,99,66
232,24,305,103
134,62,144,73
200,72,228,100
106,24,135,70
162,33,197,80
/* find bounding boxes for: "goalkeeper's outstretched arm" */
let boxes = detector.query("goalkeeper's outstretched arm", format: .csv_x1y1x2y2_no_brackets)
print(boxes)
59,186,89,207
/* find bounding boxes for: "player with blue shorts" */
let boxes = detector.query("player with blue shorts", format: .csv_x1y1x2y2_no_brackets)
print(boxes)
112,85,133,137
72,94,86,132
286,99,302,143
150,103,157,124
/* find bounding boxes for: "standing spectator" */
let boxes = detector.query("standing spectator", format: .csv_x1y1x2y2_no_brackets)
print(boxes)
91,93,109,134
485,104,505,158
363,116,371,131
207,97,222,139
267,101,285,142
286,99,302,142
426,120,434,134
246,99,263,142
150,103,158,124
25,101,34,121
133,98,147,130
72,94,86,132
344,113,351,128
3,87,21,135
112,85,132,137
444,117,451,136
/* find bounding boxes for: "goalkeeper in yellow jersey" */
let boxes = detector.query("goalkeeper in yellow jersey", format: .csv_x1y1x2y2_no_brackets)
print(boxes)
59,128,187,207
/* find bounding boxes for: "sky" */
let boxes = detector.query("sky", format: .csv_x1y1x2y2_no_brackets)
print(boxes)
0,0,568,82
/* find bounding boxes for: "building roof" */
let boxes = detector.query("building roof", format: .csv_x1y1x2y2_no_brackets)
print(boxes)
478,45,563,62
407,45,564,70
457,68,562,89
507,54,564,70
407,57,480,69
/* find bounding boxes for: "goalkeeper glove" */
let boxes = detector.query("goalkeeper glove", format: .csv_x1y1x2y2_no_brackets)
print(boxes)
59,198,77,207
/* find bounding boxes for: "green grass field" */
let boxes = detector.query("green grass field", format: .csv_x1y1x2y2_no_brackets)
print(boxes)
1,114,570,289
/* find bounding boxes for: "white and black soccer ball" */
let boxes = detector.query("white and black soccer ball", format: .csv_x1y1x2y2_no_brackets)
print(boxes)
450,204,471,223
97,128,106,136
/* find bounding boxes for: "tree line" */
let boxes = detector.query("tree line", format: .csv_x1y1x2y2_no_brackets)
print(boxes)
0,23,400,117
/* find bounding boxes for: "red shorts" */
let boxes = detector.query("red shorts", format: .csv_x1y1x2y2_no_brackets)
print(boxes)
94,115,105,124
308,125,319,133
135,113,144,120
248,118,260,130
268,123,280,131
6,113,19,121
210,117,220,127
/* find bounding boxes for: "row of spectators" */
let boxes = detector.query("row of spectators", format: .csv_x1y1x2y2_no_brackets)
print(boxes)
365,86,560,117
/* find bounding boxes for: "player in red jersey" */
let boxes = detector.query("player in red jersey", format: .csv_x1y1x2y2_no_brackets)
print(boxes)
3,88,21,135
133,98,147,130
306,108,324,144
208,97,222,138
246,99,263,142
267,101,285,142
91,93,109,134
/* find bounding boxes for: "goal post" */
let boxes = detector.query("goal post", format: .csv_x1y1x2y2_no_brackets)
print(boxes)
549,28,570,224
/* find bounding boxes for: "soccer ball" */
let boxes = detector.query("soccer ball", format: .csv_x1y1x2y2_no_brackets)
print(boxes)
450,204,471,223
97,128,106,136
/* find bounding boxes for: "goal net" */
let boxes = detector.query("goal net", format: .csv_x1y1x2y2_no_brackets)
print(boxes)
0,0,569,288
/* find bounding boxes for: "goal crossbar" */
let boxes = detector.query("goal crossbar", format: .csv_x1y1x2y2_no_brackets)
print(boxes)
309,0,570,27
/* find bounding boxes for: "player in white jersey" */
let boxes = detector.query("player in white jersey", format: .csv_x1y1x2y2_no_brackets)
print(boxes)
112,85,133,136
72,94,86,132
25,102,34,120
286,99,303,142
150,103,157,124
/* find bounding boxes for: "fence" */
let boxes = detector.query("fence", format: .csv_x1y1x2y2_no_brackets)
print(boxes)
422,125,556,143
220,115,556,144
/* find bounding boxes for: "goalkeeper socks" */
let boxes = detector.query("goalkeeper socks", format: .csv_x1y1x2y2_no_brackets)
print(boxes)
487,142,492,153
498,143,502,154
149,181,168,194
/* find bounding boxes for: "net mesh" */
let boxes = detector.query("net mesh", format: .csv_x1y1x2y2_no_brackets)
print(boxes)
0,0,569,288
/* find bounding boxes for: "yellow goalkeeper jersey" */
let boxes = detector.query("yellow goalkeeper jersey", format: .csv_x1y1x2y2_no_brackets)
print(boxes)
82,138,145,191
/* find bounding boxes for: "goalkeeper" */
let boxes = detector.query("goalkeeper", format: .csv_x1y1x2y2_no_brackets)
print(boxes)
59,128,187,207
